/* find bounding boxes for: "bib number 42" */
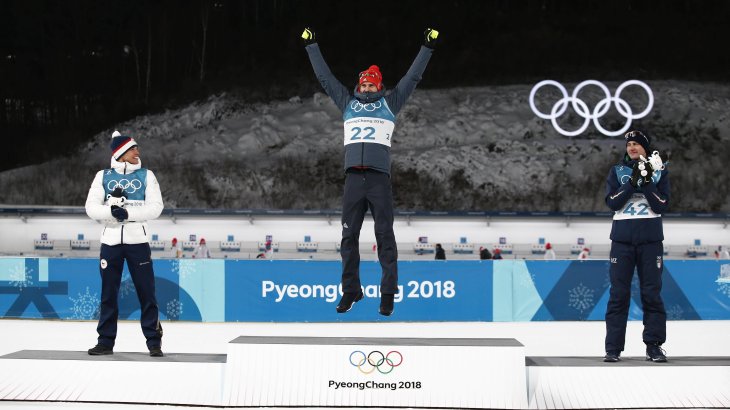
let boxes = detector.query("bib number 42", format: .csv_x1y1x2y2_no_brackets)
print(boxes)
623,202,649,216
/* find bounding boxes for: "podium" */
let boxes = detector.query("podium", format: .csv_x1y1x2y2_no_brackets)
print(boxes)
222,336,528,408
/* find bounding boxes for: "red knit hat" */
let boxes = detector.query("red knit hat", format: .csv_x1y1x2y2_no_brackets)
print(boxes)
358,65,383,90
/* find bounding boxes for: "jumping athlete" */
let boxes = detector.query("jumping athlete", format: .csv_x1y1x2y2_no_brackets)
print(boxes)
85,131,164,357
604,130,670,363
301,27,439,316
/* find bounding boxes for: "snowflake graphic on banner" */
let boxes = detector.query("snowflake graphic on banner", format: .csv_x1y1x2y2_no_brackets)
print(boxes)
9,265,34,290
666,304,684,320
166,299,183,320
69,287,100,320
119,271,136,297
171,259,195,280
718,282,730,298
568,282,594,313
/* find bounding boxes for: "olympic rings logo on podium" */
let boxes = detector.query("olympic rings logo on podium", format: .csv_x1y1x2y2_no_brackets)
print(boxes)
529,80,654,137
349,350,403,374
107,179,143,194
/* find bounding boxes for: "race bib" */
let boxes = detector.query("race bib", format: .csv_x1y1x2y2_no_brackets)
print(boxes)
343,117,395,147
613,193,660,220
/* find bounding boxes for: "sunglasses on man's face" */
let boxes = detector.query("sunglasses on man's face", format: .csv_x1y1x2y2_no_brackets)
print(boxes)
624,131,645,140
359,72,380,80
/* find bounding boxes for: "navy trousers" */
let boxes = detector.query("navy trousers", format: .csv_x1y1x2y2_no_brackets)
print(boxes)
340,169,399,295
605,241,666,352
97,243,162,348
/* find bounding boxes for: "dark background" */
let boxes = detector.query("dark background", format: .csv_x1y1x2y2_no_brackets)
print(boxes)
2,0,729,172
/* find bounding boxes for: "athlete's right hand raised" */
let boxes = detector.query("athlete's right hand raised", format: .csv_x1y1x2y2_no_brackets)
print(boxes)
301,27,316,46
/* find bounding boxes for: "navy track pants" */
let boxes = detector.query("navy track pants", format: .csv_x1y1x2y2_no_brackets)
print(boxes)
340,169,398,295
97,243,162,348
605,241,666,352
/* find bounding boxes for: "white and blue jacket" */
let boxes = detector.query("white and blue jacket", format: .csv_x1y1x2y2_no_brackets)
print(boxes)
85,158,164,246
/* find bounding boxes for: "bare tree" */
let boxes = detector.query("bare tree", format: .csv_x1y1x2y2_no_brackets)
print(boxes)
145,17,153,104
198,0,211,82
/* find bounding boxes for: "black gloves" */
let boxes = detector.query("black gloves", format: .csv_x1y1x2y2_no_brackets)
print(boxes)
301,27,316,46
629,162,642,188
107,187,128,221
111,207,128,222
423,28,440,49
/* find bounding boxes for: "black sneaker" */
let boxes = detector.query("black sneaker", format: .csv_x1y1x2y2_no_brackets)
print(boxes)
646,343,667,362
149,346,164,357
603,351,621,362
336,291,364,313
379,294,394,316
88,343,113,355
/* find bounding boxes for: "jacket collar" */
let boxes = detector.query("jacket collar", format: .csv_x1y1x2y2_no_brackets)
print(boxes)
354,87,386,103
110,157,142,175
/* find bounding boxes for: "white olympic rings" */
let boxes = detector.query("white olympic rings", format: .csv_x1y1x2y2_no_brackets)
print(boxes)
107,179,143,194
350,100,382,112
529,80,653,137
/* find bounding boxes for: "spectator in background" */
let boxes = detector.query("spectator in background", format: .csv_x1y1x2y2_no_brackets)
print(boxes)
544,242,556,260
435,243,446,260
264,238,274,259
714,246,730,260
479,246,492,260
171,237,182,259
192,238,211,259
492,248,503,260
577,247,590,260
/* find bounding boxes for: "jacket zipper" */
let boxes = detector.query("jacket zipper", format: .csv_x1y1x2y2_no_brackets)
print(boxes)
121,225,124,245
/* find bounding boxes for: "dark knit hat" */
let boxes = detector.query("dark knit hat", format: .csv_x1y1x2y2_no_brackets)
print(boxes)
358,65,383,90
624,130,650,154
110,130,138,160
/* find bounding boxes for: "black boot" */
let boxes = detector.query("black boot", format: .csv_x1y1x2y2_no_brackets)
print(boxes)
603,351,621,362
379,294,394,316
88,343,113,355
646,343,667,362
149,346,164,357
336,290,364,313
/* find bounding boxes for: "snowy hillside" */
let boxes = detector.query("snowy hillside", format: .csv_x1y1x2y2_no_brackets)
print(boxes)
2,81,729,212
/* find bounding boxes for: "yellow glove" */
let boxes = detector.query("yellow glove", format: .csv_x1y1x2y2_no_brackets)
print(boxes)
424,28,440,49
301,27,316,46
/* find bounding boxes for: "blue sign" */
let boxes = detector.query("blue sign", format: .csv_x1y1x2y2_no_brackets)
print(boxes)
2,258,729,323
224,260,492,322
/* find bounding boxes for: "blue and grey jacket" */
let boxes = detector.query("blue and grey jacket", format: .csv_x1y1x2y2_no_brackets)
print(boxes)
605,158,670,244
305,43,433,175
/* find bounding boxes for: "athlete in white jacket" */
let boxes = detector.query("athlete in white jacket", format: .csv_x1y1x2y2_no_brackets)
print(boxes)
85,131,164,357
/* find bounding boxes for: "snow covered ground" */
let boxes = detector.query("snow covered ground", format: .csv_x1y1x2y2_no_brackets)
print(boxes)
2,81,729,212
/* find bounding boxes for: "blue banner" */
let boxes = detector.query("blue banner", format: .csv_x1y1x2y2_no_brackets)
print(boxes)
224,260,492,322
1,258,728,322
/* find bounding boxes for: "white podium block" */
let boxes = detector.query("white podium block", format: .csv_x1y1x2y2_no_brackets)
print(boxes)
222,336,528,409
0,350,225,406
527,356,730,409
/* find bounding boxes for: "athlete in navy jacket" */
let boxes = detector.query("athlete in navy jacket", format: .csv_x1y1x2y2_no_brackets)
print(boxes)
302,27,438,316
603,130,669,363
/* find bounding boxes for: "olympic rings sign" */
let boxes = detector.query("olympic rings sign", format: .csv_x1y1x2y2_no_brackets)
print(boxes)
349,350,403,375
350,100,382,112
529,80,653,137
107,179,143,194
